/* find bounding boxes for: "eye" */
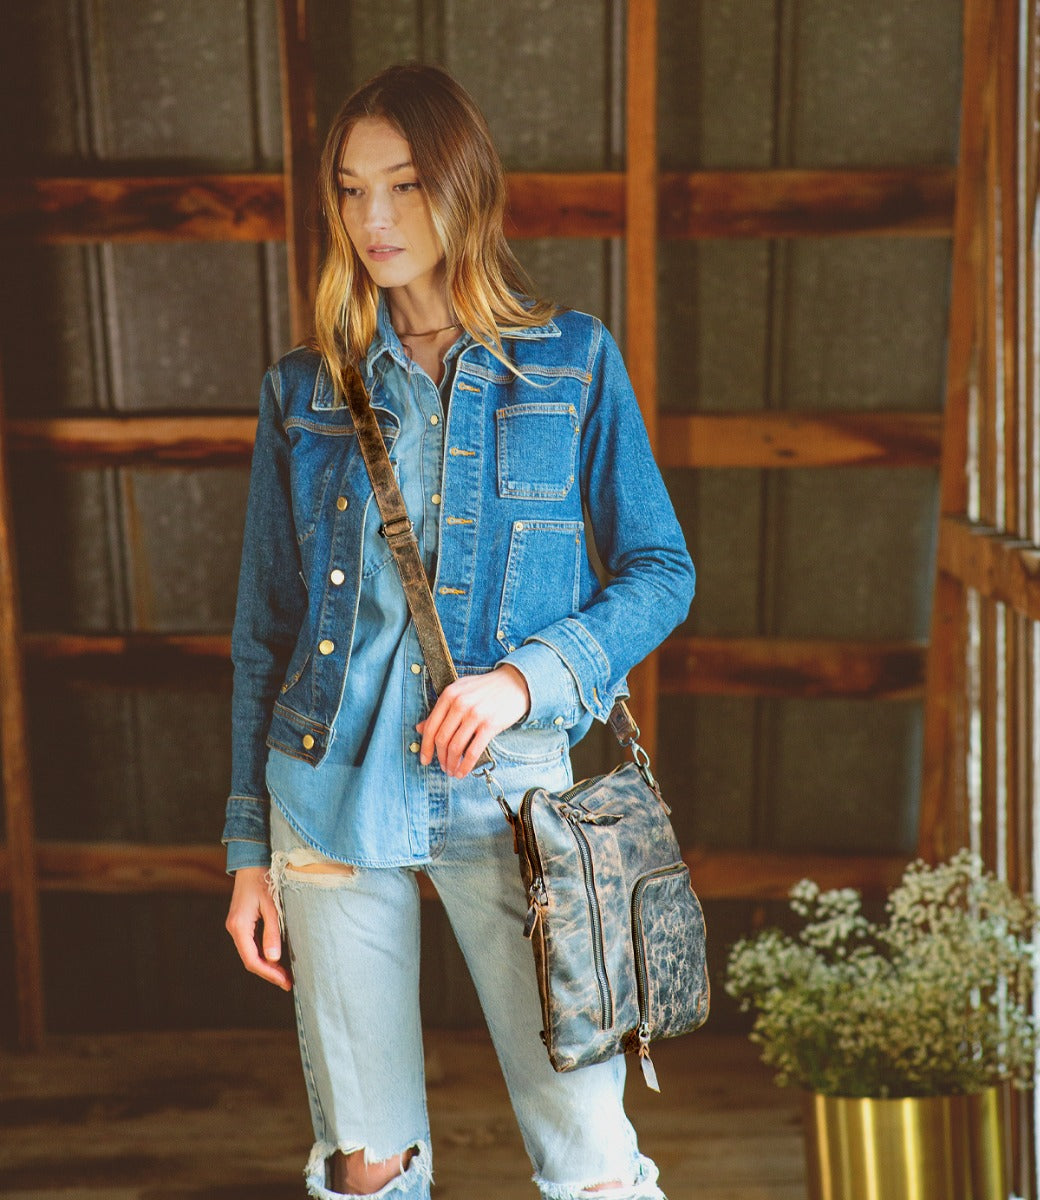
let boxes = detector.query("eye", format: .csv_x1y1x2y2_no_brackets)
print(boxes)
338,185,362,198
394,181,421,193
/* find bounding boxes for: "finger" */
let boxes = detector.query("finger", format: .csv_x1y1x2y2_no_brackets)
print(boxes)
227,904,292,990
260,891,283,964
440,714,485,777
422,695,464,767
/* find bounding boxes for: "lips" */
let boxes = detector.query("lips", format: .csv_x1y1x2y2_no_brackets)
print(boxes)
366,245,404,261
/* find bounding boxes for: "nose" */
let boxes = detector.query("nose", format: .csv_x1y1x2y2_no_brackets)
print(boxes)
361,187,394,232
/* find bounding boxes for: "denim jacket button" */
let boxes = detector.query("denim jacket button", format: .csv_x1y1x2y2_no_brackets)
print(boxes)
553,716,564,726
409,741,421,753
302,733,315,750
318,639,335,655
431,493,441,505
410,663,421,675
336,496,349,511
329,569,345,585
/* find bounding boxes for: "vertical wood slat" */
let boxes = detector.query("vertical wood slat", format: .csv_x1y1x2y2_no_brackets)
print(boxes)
0,364,45,1049
276,0,320,347
623,0,660,754
919,0,996,860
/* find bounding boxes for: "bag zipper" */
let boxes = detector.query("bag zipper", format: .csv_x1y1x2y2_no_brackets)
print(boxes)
564,812,613,1031
630,863,688,1091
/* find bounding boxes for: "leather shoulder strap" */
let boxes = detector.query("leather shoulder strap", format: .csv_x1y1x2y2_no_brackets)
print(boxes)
341,363,635,751
342,364,458,698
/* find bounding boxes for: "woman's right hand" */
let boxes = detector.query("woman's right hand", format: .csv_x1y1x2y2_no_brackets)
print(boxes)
225,867,292,990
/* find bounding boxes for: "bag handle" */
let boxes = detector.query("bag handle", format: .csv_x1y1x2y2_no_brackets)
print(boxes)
340,364,648,782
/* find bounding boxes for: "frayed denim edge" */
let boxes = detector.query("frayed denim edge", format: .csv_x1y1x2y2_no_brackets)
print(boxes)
303,1138,432,1200
534,1153,665,1200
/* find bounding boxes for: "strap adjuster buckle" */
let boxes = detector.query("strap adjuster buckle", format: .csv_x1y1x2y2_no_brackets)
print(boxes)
379,516,414,543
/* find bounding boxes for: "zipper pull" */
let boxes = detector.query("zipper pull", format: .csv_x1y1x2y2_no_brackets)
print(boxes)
637,1024,660,1092
523,877,547,939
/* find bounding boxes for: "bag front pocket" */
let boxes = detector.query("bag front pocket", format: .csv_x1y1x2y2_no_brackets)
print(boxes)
631,863,709,1041
564,812,614,1031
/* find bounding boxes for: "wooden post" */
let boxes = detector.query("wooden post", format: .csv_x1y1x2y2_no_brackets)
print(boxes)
918,0,994,860
0,362,45,1048
624,0,661,753
276,0,320,346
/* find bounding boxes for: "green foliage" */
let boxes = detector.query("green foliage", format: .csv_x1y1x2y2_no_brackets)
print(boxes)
725,851,1039,1097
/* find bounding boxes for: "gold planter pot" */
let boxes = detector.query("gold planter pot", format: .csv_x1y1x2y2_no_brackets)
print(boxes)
803,1088,1007,1200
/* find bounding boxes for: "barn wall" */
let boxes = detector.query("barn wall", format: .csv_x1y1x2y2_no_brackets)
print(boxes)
0,0,961,1032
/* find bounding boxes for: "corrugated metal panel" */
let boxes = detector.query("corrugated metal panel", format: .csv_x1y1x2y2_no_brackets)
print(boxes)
106,243,282,411
659,0,962,168
658,0,780,170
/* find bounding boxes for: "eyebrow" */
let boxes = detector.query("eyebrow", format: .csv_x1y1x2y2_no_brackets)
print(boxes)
337,161,414,177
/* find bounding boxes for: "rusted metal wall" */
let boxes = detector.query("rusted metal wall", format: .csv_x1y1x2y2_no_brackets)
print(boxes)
0,0,961,1032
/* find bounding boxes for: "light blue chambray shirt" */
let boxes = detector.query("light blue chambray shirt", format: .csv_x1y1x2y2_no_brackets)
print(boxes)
225,302,580,871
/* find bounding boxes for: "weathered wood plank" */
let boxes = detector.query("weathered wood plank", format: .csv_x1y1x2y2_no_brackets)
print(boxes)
0,840,908,902
660,167,956,238
19,631,927,702
9,411,942,469
660,637,928,700
0,175,286,242
1,170,955,244
0,366,45,1048
623,0,661,757
684,848,910,900
7,415,257,465
22,632,232,686
657,411,942,468
0,1030,806,1200
919,0,998,863
937,516,1040,620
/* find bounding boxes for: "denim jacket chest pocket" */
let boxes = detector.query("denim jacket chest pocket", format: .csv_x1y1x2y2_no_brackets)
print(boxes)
495,373,584,501
284,408,399,549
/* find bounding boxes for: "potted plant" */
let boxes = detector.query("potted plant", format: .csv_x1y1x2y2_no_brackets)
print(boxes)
725,850,1037,1200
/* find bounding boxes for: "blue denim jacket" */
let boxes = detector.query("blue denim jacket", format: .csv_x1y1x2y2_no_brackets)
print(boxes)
221,307,695,860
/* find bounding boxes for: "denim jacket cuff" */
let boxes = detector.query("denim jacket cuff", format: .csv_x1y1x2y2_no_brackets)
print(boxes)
497,641,583,730
525,619,613,721
222,795,269,847
224,837,272,875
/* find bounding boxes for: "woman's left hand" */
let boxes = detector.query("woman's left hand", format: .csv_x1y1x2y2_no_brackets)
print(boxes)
416,664,530,778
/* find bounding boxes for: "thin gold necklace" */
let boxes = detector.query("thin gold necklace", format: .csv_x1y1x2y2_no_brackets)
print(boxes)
396,321,459,339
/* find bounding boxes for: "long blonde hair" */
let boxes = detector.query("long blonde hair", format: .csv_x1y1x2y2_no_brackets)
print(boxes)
313,63,555,398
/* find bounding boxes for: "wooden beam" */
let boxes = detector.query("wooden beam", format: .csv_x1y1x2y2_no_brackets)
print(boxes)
657,411,943,469
937,515,1040,620
0,175,286,242
276,0,320,345
0,840,908,902
683,848,910,900
2,170,955,244
624,0,660,756
9,410,941,470
660,167,956,238
660,637,928,700
503,173,624,238
20,631,928,702
918,0,997,862
0,366,45,1048
23,632,232,686
7,414,257,465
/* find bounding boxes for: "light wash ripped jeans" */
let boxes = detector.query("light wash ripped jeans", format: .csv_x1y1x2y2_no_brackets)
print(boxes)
267,738,667,1200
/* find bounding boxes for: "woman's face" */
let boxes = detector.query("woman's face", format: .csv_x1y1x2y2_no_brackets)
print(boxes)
337,117,445,296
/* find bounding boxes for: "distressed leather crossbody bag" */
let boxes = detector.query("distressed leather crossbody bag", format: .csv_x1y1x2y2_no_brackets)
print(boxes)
343,366,709,1089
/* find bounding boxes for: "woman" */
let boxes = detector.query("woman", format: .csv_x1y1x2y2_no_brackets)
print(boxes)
223,63,695,1200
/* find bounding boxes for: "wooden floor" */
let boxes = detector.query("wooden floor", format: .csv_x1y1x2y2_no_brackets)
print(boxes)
0,1029,806,1199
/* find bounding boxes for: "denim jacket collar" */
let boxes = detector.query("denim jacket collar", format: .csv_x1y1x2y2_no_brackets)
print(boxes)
307,295,562,413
